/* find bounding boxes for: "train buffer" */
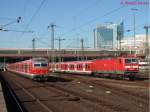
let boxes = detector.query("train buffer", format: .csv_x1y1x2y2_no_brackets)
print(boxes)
0,81,7,112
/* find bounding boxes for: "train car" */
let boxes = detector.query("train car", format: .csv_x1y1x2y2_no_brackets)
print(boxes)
136,59,149,79
138,59,148,71
49,56,139,80
6,57,49,80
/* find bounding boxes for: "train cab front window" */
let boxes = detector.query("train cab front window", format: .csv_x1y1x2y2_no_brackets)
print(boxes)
125,58,138,64
34,63,48,68
34,64,41,67
41,63,48,67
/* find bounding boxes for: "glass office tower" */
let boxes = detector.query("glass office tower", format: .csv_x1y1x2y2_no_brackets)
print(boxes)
95,22,123,49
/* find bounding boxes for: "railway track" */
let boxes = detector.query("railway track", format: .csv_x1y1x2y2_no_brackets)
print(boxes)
62,73,149,100
0,74,25,112
1,72,115,112
48,73,149,112
0,71,149,112
68,74,149,99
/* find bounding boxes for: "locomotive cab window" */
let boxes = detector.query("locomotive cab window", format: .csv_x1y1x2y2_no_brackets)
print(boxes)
125,58,138,63
132,59,138,63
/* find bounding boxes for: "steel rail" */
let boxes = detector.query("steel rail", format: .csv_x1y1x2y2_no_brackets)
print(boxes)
14,82,53,112
3,79,24,112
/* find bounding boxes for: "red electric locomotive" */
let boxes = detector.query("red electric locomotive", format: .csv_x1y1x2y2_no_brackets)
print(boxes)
49,56,139,80
6,57,49,80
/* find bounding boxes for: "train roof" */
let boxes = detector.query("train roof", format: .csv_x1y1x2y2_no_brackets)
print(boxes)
31,57,48,62
7,57,48,65
52,56,139,64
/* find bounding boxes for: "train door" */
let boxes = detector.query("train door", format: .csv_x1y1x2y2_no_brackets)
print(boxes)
22,63,28,73
77,64,83,72
29,63,32,73
116,58,124,72
82,63,85,72
115,58,124,78
85,63,92,74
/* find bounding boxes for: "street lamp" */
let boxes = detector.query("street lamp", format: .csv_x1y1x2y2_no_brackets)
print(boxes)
93,28,96,48
131,8,138,48
144,26,150,59
48,23,56,72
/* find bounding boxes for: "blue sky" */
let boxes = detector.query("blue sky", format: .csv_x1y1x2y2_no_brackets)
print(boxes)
0,0,149,48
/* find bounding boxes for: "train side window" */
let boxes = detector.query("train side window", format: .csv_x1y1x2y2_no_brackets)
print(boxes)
64,65,67,69
22,65,23,71
70,65,74,69
85,64,90,69
77,65,81,68
56,64,59,68
49,65,51,69
24,64,28,72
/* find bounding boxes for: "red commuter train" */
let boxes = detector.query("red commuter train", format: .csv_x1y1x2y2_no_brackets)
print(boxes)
6,57,49,80
49,56,139,80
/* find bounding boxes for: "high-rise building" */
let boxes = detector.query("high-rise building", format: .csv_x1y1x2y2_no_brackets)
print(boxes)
94,22,123,49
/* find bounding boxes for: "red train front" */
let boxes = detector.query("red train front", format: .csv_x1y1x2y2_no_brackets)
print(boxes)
6,57,49,80
92,57,139,79
123,57,139,74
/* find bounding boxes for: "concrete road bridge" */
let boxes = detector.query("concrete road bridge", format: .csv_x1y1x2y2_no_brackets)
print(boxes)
0,48,129,63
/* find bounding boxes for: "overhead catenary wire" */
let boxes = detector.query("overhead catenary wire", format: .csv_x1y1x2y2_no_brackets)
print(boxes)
60,5,126,37
73,0,103,18
0,17,15,20
20,0,46,37
61,0,143,49
31,32,50,47
22,0,30,19
60,0,139,38
25,0,46,29
0,29,34,33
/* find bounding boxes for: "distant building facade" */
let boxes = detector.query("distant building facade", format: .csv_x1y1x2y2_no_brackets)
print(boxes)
121,34,150,55
94,22,123,49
